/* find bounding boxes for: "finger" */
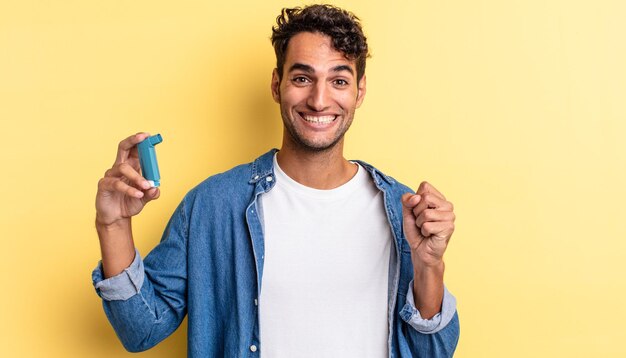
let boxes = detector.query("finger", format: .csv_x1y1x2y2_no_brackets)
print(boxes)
114,132,151,165
106,163,152,190
420,221,455,240
401,193,421,210
141,187,161,205
114,179,145,198
401,193,423,242
412,193,453,217
415,209,456,228
416,181,446,201
401,193,417,223
98,177,144,198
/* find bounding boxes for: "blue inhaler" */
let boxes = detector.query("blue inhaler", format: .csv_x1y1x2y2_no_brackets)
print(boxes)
137,134,163,187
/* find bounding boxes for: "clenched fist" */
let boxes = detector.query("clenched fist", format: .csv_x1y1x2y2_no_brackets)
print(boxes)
401,181,455,268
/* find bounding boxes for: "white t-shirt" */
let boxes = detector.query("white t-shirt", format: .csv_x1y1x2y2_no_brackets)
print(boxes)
258,156,393,357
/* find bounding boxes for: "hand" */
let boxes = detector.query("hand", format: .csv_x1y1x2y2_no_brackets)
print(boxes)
401,182,455,268
95,133,161,227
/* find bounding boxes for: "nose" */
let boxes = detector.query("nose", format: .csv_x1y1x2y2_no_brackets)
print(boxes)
306,81,330,111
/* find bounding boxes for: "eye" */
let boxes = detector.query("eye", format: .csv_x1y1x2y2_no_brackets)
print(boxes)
333,79,349,87
292,76,310,85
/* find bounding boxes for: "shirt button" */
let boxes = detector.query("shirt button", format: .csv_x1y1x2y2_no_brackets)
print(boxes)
250,345,257,352
254,299,258,306
266,176,273,182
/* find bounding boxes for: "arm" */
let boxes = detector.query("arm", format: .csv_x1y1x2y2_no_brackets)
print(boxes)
92,133,186,352
92,202,189,352
395,181,459,356
401,181,455,319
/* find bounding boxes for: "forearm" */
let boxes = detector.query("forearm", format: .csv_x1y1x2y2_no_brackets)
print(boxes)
412,260,445,319
96,218,136,278
92,199,190,352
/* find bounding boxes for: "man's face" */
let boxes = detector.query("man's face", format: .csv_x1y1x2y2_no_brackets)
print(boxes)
271,31,366,152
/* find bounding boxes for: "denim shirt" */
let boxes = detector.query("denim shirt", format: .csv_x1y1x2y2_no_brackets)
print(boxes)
92,149,460,357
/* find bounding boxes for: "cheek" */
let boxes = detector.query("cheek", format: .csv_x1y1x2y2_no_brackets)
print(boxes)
280,86,306,106
336,93,358,109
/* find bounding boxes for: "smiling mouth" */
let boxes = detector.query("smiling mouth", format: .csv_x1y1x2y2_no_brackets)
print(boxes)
301,114,337,124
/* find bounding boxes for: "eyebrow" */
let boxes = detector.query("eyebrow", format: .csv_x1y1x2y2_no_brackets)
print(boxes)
331,65,354,76
288,63,314,74
288,63,355,76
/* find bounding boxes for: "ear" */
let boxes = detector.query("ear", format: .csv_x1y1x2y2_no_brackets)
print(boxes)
271,68,280,103
355,75,367,108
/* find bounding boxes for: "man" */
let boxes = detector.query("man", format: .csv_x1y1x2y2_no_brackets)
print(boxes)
93,4,459,357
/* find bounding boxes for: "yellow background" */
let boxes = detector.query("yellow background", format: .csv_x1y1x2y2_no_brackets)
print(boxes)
1,0,624,357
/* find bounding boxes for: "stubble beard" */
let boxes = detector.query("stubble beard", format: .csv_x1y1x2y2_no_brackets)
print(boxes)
280,106,355,153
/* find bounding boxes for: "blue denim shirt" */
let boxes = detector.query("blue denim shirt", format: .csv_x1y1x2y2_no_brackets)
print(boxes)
92,149,460,357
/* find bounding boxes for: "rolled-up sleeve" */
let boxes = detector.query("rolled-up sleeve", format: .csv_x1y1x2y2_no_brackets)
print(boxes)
399,281,457,334
92,249,144,301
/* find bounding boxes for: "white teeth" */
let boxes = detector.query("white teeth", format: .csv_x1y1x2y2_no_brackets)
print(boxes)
303,115,336,124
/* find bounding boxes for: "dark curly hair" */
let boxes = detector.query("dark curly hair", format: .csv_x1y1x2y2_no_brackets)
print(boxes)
271,4,370,82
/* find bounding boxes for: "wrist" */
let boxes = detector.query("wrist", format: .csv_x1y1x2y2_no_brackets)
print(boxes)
413,258,445,276
95,217,130,234
95,214,130,231
410,248,445,270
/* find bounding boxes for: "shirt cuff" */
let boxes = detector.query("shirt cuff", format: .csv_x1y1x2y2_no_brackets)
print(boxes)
399,280,457,334
92,249,144,301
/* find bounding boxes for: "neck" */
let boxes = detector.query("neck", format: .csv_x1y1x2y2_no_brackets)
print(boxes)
277,138,357,190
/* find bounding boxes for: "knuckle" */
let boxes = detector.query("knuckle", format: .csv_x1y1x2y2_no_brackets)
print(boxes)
113,179,126,191
97,177,107,189
118,162,133,174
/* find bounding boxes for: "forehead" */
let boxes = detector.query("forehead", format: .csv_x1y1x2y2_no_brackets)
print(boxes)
284,32,356,73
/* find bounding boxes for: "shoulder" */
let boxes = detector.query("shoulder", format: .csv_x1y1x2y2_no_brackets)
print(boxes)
353,159,414,197
191,162,253,196
182,149,277,204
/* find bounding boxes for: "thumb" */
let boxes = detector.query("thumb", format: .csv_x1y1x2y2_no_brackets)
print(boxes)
401,193,422,238
401,193,421,215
